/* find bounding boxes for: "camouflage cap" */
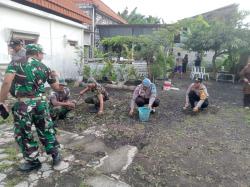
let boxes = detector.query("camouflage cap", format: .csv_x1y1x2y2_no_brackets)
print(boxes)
26,44,44,53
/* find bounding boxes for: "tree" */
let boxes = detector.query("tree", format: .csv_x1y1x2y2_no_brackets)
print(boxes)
181,11,250,75
100,27,178,79
118,7,163,24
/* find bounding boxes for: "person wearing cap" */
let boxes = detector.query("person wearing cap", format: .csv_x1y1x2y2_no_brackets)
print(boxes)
129,78,160,116
49,78,76,121
183,78,209,112
9,39,26,61
79,77,109,115
0,44,62,171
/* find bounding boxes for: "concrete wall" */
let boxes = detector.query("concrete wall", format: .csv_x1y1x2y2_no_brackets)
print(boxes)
0,0,90,79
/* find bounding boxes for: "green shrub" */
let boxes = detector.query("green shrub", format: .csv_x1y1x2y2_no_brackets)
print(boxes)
83,65,91,79
100,61,117,81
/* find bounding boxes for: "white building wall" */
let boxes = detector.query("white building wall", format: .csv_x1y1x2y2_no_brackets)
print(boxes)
0,1,89,79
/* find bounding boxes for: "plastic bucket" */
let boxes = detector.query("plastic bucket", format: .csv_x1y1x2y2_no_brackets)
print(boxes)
163,80,172,90
138,107,151,122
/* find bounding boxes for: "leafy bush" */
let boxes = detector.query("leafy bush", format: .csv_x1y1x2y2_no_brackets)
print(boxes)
151,47,174,80
100,61,117,81
83,65,91,79
127,65,138,79
74,46,85,76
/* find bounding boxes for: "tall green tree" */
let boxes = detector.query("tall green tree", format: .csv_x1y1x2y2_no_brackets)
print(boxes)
180,11,250,74
118,7,163,24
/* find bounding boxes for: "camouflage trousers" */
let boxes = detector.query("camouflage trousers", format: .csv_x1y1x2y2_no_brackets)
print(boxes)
85,95,100,106
84,95,108,106
49,105,71,121
12,99,59,162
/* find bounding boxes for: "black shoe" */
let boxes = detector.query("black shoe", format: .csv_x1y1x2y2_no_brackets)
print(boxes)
19,159,41,172
52,152,62,166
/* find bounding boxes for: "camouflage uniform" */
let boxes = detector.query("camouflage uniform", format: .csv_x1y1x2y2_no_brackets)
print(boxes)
49,87,71,120
6,47,59,162
85,83,109,106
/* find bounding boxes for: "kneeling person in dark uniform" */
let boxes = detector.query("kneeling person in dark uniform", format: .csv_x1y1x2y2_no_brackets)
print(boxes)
183,78,209,112
79,77,109,115
49,79,76,121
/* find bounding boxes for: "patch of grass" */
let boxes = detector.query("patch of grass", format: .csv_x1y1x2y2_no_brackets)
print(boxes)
0,163,12,172
0,115,13,125
83,168,101,178
4,147,19,161
79,181,91,187
5,176,23,187
243,109,250,126
75,122,89,131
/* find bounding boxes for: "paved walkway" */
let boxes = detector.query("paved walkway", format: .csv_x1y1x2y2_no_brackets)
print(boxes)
0,124,137,187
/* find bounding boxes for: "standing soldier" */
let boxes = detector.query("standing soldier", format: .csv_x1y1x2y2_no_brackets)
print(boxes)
8,39,26,61
0,44,62,171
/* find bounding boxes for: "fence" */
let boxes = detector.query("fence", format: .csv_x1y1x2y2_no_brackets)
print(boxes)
86,61,148,78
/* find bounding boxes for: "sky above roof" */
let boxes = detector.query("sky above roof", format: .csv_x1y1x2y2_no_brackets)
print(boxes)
102,0,250,23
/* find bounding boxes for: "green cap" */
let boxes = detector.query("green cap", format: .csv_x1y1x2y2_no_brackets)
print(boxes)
26,44,44,53
58,78,67,86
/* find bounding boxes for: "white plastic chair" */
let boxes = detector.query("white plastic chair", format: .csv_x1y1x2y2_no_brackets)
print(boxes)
200,67,209,80
190,66,202,79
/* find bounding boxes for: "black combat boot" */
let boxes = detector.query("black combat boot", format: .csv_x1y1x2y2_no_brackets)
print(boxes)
52,152,62,166
19,159,41,172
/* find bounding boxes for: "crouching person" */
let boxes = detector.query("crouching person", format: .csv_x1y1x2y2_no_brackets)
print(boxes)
79,77,109,115
183,78,209,112
129,78,160,116
49,79,76,121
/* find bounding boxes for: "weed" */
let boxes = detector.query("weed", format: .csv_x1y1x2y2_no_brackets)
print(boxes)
5,176,23,187
79,181,91,187
0,115,13,125
0,163,12,172
4,147,19,161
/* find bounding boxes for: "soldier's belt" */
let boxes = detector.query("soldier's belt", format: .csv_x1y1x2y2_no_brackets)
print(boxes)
18,96,47,102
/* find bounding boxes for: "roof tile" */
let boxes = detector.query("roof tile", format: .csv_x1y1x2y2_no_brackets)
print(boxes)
73,0,127,24
26,0,92,24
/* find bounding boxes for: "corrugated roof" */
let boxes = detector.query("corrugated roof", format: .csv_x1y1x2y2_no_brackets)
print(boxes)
23,0,92,24
74,0,127,24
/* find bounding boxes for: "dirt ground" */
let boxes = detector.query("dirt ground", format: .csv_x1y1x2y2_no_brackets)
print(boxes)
57,76,250,187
